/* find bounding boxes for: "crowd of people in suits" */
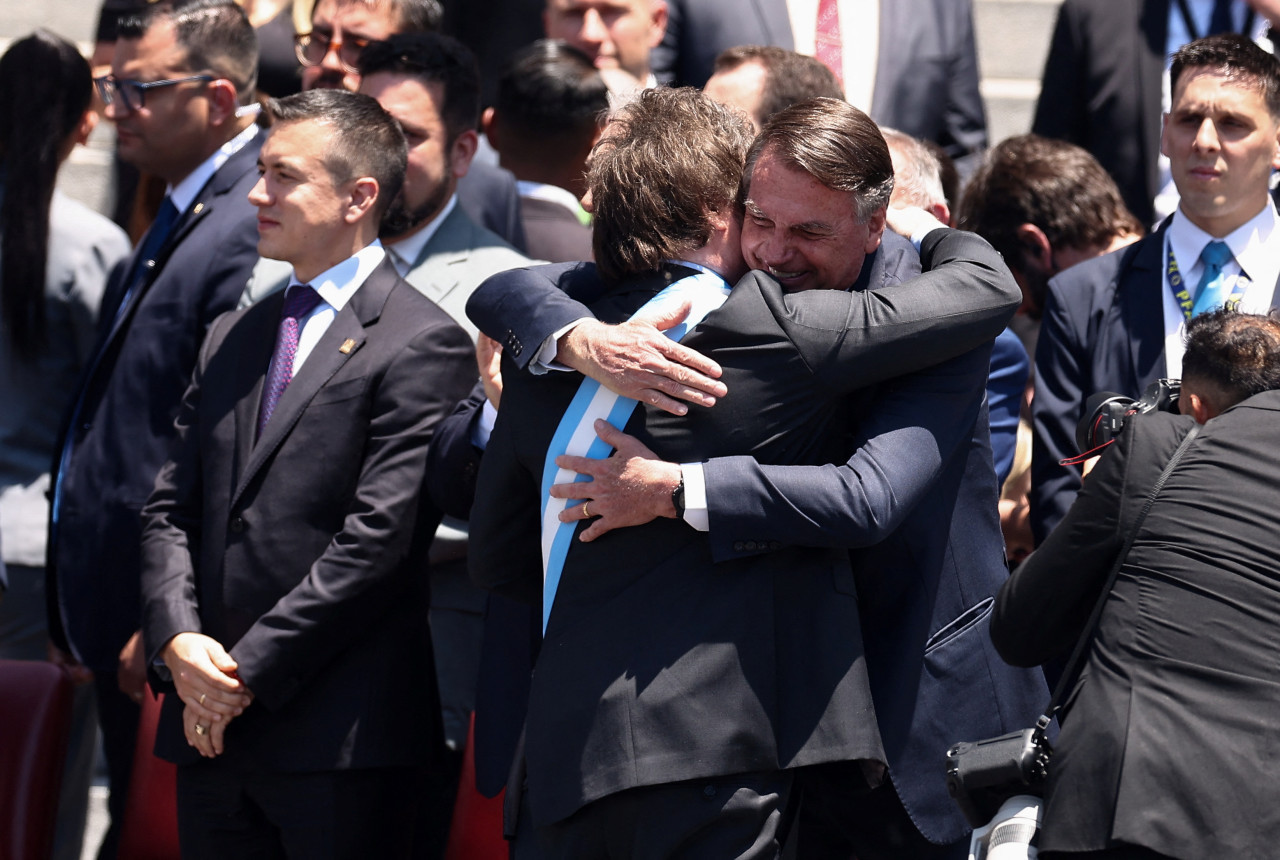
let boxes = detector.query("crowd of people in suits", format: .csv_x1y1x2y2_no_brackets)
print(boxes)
3,0,1280,858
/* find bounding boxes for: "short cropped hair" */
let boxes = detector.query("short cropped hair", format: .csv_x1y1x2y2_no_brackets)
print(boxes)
958,134,1142,263
588,87,753,283
743,97,893,221
1182,309,1280,409
120,0,259,104
882,128,946,212
267,89,407,219
494,40,608,152
357,32,480,140
299,0,442,35
712,45,844,124
1171,33,1280,119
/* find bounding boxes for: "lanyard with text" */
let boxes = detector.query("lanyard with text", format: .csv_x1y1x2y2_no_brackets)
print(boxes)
1165,241,1250,322
538,265,731,634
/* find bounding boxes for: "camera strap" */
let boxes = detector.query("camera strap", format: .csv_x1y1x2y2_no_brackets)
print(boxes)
1035,422,1202,738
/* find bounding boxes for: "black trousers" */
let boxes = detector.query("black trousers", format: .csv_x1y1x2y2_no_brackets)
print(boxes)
175,752,418,860
513,769,795,860
791,762,967,860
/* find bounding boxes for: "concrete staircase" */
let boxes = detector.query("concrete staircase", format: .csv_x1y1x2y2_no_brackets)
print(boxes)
975,0,1063,147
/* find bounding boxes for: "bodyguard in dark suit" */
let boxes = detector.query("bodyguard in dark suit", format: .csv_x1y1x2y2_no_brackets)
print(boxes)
46,2,264,852
1031,35,1280,542
139,90,474,855
652,0,988,167
994,310,1280,860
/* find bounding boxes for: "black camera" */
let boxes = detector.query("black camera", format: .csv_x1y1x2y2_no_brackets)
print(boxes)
1075,378,1181,454
945,728,1052,828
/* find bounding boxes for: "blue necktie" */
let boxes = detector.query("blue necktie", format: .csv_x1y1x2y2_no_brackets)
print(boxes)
1191,240,1235,316
116,195,180,320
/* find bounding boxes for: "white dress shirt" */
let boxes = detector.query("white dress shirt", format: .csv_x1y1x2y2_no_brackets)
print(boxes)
286,241,386,372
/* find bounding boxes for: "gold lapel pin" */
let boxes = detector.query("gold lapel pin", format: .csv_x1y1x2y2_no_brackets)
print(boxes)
192,203,204,215
339,338,357,354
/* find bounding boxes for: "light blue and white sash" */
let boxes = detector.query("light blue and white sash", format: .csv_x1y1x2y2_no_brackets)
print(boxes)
539,265,731,633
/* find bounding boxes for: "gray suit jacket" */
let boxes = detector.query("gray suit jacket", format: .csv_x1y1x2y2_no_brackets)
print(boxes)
0,191,128,570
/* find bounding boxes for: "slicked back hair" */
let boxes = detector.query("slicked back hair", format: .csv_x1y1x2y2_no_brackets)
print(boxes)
588,87,753,283
357,32,480,140
743,97,893,222
712,45,844,124
958,134,1142,265
120,0,259,105
267,89,407,219
1171,33,1280,119
1183,309,1280,409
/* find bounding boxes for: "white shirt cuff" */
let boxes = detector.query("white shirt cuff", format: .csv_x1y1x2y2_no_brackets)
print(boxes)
471,399,499,450
530,317,594,374
681,462,709,531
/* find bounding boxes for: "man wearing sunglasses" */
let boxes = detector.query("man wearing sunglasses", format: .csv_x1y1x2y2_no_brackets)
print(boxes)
46,2,263,855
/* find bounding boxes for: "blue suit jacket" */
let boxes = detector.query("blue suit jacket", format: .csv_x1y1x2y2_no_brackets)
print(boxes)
47,130,264,669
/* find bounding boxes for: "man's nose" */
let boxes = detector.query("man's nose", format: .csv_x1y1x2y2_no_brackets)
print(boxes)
580,8,609,44
1192,118,1220,152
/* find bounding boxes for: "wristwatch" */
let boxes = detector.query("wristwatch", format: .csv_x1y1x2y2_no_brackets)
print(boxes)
671,475,686,519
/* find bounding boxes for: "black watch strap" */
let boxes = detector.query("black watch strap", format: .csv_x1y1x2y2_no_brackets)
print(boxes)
671,476,686,519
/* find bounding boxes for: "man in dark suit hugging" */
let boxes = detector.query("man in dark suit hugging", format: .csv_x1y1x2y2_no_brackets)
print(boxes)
139,88,474,857
466,90,1028,858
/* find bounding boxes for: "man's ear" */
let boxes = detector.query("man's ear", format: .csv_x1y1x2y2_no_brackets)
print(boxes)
1015,223,1053,272
207,79,241,126
449,127,479,181
347,176,380,223
862,206,886,254
648,0,669,47
74,108,99,146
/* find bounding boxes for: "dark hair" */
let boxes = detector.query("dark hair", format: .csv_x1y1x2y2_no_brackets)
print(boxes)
267,89,407,218
588,87,753,283
1183,309,1280,408
357,32,480,139
493,40,608,156
0,30,93,359
743,97,893,221
316,0,443,33
958,134,1142,266
120,0,259,104
1170,33,1280,118
712,45,844,124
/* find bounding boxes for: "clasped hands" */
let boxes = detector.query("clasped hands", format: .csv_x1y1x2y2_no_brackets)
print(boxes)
161,631,253,758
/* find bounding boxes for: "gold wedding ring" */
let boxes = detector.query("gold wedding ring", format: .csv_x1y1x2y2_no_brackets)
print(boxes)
194,723,207,736
199,692,206,706
582,501,591,519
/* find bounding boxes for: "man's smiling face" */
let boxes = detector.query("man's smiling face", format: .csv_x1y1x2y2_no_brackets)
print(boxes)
740,145,885,292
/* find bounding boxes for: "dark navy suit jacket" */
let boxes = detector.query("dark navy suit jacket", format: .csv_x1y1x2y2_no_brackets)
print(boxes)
48,131,264,670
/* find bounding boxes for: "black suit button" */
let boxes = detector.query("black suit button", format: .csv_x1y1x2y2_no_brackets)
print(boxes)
229,517,245,533
733,541,746,552
702,785,717,799
81,423,91,431
744,541,759,551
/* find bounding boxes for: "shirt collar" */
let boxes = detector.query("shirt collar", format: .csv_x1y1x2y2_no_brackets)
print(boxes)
387,194,458,274
1169,200,1280,280
517,180,590,225
167,122,261,215
287,241,386,311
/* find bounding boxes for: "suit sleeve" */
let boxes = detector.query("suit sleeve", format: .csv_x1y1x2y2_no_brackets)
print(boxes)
991,414,1192,667
140,313,236,670
779,228,1020,394
938,0,988,168
227,319,476,710
424,380,487,520
466,356,544,605
1029,271,1092,544
704,345,991,559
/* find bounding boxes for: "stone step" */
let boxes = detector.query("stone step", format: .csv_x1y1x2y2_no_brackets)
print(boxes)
975,0,1062,144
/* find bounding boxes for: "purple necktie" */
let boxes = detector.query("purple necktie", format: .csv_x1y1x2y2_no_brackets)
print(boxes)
258,285,323,437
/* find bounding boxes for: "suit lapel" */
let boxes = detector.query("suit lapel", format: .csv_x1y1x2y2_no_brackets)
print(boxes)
1117,225,1169,387
404,204,471,307
230,259,395,508
232,292,283,486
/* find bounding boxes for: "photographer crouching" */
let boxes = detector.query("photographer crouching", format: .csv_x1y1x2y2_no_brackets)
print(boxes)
990,308,1280,860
